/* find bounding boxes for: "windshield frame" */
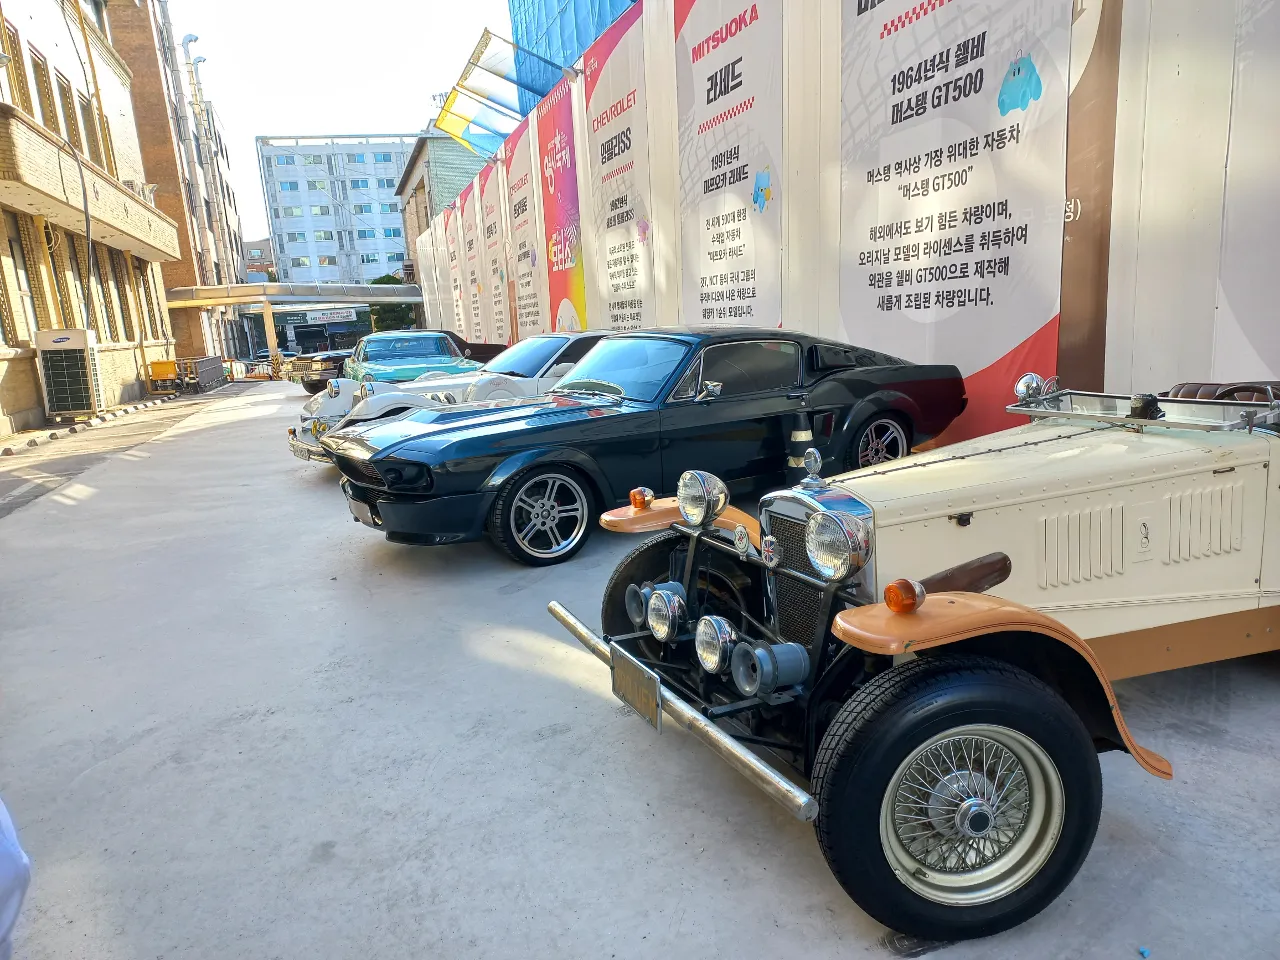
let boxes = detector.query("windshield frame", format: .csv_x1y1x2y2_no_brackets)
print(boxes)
549,335,693,403
362,333,461,363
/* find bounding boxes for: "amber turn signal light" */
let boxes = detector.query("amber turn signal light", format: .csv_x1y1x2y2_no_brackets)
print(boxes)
630,486,655,510
885,578,926,614
287,427,296,438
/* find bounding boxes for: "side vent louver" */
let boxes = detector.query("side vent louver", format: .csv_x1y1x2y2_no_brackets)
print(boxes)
1038,504,1123,588
1166,483,1243,562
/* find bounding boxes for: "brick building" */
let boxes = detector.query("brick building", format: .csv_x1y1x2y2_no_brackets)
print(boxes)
0,0,180,436
110,0,246,361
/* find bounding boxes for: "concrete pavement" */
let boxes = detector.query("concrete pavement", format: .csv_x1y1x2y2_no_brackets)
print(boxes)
0,382,1277,959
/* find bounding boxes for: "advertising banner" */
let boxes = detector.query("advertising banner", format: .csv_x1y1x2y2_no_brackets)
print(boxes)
460,178,489,342
584,0,656,331
505,117,550,337
536,78,589,331
442,205,469,337
479,162,512,344
840,0,1070,439
427,215,452,330
675,0,785,326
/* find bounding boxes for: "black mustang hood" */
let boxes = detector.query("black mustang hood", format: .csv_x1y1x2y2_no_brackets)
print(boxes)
320,392,630,460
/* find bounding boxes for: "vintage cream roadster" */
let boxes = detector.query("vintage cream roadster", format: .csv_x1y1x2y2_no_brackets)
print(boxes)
548,376,1279,940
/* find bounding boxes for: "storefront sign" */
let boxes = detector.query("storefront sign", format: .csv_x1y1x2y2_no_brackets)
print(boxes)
442,205,469,337
585,0,655,331
460,178,489,342
840,0,1070,438
676,0,785,326
537,78,588,331
479,162,512,344
505,118,549,337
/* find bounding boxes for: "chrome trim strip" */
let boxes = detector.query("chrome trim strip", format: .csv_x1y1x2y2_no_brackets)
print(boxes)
548,601,819,822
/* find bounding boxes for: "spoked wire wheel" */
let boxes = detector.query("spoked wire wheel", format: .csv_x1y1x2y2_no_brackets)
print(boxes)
879,724,1064,907
856,417,909,466
508,471,589,560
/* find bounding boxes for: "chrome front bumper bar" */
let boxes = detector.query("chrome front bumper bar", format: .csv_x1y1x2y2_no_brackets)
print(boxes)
289,434,330,461
547,601,818,822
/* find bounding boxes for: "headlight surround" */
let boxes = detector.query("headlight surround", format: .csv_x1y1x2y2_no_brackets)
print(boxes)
804,510,874,581
646,583,687,642
676,470,729,526
358,382,375,401
695,616,736,673
326,379,342,398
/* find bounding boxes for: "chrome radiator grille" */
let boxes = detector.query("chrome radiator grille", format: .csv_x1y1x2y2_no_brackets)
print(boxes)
763,512,825,649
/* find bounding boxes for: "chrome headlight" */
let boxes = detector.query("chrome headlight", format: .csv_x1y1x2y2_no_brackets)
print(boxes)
804,511,874,581
676,470,729,526
695,616,736,673
326,380,341,398
358,382,377,401
646,582,687,642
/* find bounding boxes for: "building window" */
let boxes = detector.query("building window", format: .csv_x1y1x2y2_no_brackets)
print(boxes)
314,230,334,241
350,178,369,189
318,255,338,266
135,257,160,340
373,152,392,163
279,181,299,192
249,248,262,257
29,50,59,135
290,257,310,267
272,207,280,219
78,95,103,166
89,242,117,341
384,228,401,238
356,228,375,239
360,253,379,264
381,203,399,214
387,253,405,263
286,231,306,242
353,203,372,214
306,180,326,191
282,206,303,217
65,232,94,333
275,155,295,165
346,153,365,163
108,249,134,341
3,211,35,342
55,74,81,151
310,205,330,216
4,24,32,116
303,154,324,164
377,177,396,189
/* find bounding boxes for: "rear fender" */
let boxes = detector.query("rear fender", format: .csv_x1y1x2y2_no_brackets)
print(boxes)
831,592,1173,780
829,394,921,467
482,448,615,504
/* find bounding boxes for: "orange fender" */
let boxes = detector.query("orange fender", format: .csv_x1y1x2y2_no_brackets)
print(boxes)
600,497,762,550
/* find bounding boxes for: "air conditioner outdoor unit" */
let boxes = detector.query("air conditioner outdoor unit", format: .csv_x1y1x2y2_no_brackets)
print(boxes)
36,328,103,417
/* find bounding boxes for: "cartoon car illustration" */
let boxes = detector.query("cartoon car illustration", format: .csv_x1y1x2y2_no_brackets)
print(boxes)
998,52,1043,115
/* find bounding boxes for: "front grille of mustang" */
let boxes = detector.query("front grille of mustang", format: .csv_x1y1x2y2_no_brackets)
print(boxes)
336,456,384,487
764,512,825,649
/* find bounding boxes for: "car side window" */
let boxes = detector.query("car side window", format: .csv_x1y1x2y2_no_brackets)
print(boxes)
554,335,600,367
700,341,800,398
668,354,703,402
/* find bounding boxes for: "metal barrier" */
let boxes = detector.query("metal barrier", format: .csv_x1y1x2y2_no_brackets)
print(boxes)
177,356,228,392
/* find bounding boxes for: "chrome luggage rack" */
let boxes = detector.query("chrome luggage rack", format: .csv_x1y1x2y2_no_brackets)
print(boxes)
1007,389,1280,433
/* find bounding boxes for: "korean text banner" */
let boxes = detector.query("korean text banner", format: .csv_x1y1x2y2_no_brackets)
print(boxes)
840,0,1070,439
505,118,550,337
537,78,589,331
442,205,469,337
676,0,784,327
460,179,489,343
585,0,656,331
479,163,512,344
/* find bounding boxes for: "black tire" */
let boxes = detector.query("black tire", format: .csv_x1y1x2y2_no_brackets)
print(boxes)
302,380,327,395
811,656,1101,941
601,530,761,661
488,465,596,567
844,412,912,471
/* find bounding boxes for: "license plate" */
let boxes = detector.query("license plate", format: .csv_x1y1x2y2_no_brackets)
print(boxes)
610,642,662,731
348,498,375,526
291,444,311,461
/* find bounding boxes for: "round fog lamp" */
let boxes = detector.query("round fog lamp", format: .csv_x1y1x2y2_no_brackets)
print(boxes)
676,470,729,526
805,511,873,582
695,616,736,673
326,380,341,398
646,586,686,642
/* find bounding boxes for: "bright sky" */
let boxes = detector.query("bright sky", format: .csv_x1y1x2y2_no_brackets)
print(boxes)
162,0,514,242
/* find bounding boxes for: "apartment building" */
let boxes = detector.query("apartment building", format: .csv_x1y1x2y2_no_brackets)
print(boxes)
243,238,273,280
256,135,416,283
0,0,180,436
111,0,246,360
395,128,486,282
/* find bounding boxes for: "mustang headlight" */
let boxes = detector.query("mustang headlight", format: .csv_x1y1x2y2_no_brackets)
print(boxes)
676,470,729,526
326,380,341,398
358,382,375,401
646,581,687,642
804,511,874,581
695,616,736,673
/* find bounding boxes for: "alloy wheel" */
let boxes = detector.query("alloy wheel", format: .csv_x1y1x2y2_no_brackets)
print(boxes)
858,418,908,466
509,472,589,559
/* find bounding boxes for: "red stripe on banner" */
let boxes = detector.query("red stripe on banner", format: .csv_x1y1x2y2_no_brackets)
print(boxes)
600,160,635,185
880,0,953,39
697,95,755,136
922,315,1061,447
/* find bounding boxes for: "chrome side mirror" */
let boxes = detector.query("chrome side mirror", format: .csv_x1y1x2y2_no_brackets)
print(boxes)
695,380,723,402
464,348,472,358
